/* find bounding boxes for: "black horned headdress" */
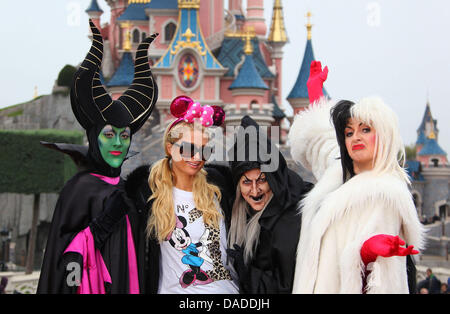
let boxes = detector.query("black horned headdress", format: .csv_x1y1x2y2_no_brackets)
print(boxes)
71,20,159,134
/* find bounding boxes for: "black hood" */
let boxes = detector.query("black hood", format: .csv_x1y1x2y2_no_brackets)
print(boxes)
229,116,307,219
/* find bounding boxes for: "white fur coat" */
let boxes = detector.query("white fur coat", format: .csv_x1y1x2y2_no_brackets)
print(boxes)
289,101,425,294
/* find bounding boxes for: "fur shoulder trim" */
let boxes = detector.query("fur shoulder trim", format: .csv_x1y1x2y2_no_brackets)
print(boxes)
289,98,340,180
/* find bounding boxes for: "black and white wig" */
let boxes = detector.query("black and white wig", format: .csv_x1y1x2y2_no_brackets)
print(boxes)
331,97,409,184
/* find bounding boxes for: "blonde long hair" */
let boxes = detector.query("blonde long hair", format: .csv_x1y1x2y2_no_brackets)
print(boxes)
146,122,222,242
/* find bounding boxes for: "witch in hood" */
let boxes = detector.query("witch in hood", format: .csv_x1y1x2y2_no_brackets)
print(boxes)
37,20,158,294
226,116,313,294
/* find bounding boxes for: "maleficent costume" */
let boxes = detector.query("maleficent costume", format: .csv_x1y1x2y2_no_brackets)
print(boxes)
37,20,158,294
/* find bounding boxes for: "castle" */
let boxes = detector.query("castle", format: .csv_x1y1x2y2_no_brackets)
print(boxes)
82,0,324,179
0,0,448,277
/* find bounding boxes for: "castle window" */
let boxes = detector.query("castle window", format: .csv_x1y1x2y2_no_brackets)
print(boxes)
132,29,141,44
165,22,177,42
431,158,439,167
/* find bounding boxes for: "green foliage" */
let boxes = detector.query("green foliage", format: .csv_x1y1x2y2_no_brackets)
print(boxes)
405,143,417,160
0,129,84,194
57,65,77,88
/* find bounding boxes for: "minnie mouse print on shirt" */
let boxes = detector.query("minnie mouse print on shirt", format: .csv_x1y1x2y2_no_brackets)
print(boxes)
157,187,238,294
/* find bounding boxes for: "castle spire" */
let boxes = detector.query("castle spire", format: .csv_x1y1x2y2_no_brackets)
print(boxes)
268,0,288,43
120,22,133,52
306,11,313,40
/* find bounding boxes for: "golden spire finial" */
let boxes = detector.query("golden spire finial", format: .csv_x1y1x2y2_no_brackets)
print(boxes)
121,22,133,51
243,26,256,55
306,11,313,40
427,111,437,140
268,0,288,43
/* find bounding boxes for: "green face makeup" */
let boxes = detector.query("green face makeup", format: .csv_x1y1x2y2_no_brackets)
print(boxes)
98,125,131,168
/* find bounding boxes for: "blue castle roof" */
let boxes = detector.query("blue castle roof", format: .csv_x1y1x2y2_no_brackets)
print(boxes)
148,0,178,9
287,39,328,99
229,54,268,90
271,95,286,119
405,160,425,182
217,37,274,79
117,4,149,21
107,52,135,87
117,0,178,21
418,137,447,156
156,6,223,70
86,0,103,13
417,103,439,134
416,130,427,146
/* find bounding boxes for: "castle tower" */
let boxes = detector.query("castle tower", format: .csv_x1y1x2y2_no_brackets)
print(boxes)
245,0,267,38
105,0,128,68
416,101,448,167
199,0,224,43
86,0,104,30
268,0,288,108
107,22,135,99
226,31,273,127
287,12,328,115
229,0,243,15
153,0,227,124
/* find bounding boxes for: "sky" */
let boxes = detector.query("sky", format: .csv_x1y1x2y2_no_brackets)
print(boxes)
0,0,449,152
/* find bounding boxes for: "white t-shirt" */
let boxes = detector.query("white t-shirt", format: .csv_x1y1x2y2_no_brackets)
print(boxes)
158,187,239,294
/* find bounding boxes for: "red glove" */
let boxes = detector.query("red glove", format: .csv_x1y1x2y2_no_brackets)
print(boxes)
307,60,328,104
360,234,419,266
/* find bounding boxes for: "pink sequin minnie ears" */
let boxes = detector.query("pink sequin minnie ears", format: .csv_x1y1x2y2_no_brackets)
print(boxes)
168,95,225,131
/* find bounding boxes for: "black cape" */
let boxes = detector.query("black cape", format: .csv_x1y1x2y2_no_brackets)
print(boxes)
36,171,144,294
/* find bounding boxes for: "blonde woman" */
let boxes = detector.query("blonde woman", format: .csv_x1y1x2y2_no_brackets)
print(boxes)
289,61,425,293
125,96,238,294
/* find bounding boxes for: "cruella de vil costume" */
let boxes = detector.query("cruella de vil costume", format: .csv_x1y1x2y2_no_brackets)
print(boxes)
289,61,425,294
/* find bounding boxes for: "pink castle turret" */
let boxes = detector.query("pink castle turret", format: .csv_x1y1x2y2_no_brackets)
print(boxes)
245,0,267,37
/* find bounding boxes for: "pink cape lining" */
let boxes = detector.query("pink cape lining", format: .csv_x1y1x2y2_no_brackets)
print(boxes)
64,216,140,294
63,174,139,294
90,173,120,185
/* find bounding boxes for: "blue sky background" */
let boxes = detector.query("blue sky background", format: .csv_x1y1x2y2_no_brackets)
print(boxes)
1,0,449,152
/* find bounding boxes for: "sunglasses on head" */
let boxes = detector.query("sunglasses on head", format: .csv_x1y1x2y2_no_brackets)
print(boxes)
173,142,214,161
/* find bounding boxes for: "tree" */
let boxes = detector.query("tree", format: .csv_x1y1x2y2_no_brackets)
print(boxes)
0,129,83,273
57,65,77,88
405,144,417,161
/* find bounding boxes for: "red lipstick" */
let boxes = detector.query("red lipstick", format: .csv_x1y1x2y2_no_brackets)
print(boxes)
352,144,365,151
110,151,123,156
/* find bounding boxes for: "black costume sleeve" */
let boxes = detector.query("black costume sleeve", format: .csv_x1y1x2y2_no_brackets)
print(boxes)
204,163,235,229
89,190,129,249
123,165,160,294
241,216,301,294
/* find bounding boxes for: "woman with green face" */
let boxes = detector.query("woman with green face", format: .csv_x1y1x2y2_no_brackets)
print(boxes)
97,125,131,169
37,21,159,294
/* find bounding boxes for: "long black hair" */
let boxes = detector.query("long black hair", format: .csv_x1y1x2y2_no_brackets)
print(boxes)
330,100,356,183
